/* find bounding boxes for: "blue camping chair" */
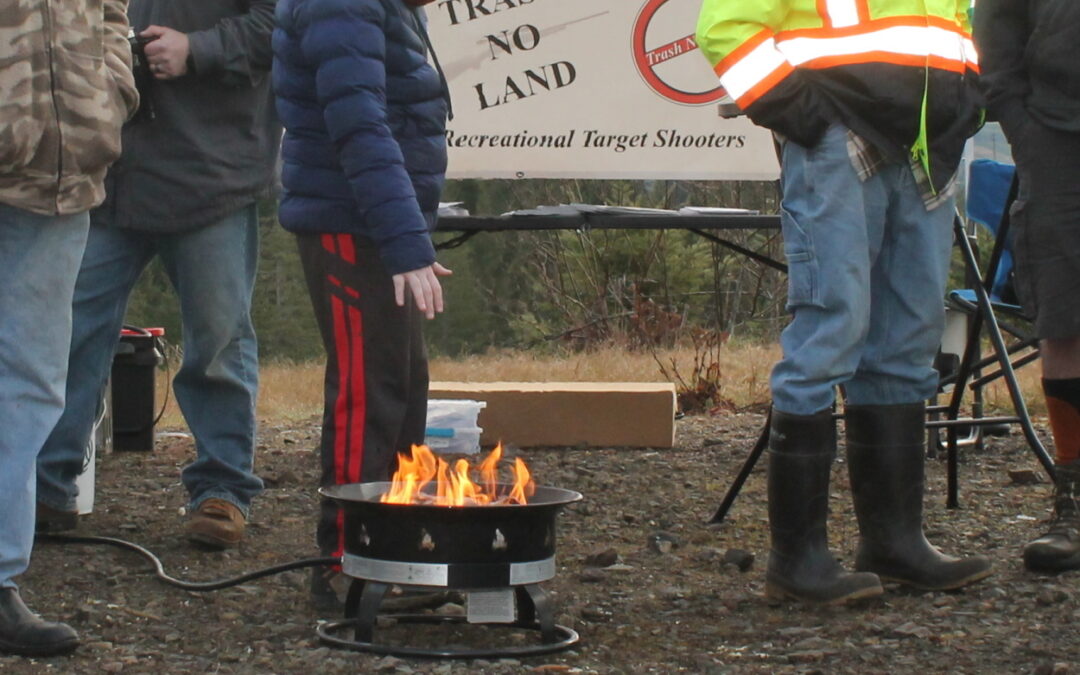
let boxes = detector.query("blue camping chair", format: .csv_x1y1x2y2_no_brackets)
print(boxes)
957,160,1018,305
939,160,1035,411
930,159,1054,507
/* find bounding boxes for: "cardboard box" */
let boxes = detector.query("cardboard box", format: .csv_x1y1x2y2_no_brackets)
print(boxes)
428,382,677,448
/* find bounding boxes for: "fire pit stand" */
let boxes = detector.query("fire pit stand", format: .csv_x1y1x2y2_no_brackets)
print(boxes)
316,482,582,659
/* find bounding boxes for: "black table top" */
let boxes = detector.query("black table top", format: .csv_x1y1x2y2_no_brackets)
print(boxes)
435,212,780,232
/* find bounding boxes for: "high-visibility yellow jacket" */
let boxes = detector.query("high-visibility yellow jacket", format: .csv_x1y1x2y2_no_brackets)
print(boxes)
696,0,982,191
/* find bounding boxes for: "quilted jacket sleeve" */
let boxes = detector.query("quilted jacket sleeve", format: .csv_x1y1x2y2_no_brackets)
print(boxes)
297,0,435,275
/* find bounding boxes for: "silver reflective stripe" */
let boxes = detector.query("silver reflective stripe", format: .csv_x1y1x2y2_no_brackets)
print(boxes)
509,558,557,585
341,554,557,587
822,0,862,28
343,555,449,586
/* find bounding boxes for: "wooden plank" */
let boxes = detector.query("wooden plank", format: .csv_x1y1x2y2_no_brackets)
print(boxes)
428,382,677,449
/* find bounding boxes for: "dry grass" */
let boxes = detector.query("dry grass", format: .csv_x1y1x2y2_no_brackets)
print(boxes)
151,340,1046,429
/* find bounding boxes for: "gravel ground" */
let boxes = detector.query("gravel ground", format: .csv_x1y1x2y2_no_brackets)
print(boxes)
4,410,1077,674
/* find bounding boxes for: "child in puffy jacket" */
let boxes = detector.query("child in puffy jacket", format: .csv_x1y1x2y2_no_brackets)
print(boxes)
272,0,451,609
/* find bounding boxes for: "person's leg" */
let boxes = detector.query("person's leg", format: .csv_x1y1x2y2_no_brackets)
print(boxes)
298,233,427,558
297,233,428,608
764,125,888,603
843,164,992,589
842,162,954,406
36,224,153,520
845,401,994,589
1027,353,1080,572
296,232,355,608
157,205,262,545
769,125,884,416
764,408,883,603
1010,124,1080,572
0,204,88,656
1040,339,1080,475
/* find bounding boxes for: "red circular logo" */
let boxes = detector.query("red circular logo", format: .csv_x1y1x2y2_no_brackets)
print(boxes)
632,0,727,106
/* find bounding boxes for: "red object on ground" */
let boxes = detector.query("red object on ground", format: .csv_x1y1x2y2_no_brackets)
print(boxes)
120,327,165,337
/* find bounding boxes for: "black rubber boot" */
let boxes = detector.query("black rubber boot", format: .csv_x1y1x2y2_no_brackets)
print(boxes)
845,403,993,590
765,408,883,604
1023,462,1080,573
0,587,79,657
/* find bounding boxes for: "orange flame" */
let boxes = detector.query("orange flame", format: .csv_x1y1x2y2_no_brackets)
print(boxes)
380,442,535,506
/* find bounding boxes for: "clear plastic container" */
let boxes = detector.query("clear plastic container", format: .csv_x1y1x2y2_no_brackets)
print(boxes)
424,426,483,455
425,399,487,454
426,399,486,428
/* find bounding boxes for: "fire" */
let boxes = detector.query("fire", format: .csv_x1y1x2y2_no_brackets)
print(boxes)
380,442,535,506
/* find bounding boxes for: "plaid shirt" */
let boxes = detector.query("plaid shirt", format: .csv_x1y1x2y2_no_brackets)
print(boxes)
846,130,958,211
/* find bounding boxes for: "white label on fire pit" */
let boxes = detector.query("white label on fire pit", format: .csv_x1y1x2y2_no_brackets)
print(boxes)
467,589,515,624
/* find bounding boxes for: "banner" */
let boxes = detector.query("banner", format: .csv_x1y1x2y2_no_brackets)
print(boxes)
426,0,780,181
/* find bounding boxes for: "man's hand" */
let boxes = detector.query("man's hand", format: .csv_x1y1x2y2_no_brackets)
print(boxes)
393,263,453,319
140,26,190,79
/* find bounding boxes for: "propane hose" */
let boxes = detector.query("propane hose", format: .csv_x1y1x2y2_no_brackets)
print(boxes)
37,532,338,592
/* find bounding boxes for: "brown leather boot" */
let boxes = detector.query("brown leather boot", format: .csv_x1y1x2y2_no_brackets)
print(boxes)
846,403,993,590
1023,462,1080,573
764,408,883,604
0,587,78,657
185,498,246,549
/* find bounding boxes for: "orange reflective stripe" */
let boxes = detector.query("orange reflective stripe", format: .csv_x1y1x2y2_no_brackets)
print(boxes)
779,15,969,40
736,61,795,108
817,0,830,25
717,38,793,104
705,6,976,109
714,28,774,77
777,23,975,71
857,0,870,23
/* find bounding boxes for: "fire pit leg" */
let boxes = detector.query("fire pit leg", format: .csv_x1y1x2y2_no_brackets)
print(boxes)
343,578,365,620
352,580,390,643
516,584,557,643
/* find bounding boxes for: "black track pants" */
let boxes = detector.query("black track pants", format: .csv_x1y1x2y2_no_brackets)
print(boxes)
296,233,428,559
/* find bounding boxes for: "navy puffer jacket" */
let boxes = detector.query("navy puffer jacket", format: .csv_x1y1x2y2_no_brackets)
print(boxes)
273,0,447,274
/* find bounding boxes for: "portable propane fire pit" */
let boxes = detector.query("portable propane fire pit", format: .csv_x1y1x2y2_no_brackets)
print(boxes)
316,444,582,658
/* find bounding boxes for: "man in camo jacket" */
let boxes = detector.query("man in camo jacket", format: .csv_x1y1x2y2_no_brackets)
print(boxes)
0,0,137,657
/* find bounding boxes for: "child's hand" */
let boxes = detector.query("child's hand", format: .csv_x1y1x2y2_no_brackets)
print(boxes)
393,262,453,319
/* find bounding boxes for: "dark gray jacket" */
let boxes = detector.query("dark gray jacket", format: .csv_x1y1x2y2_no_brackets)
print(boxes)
974,0,1080,139
94,0,281,232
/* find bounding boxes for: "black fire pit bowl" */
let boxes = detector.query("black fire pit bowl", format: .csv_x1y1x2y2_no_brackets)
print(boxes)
321,482,582,576
316,481,583,658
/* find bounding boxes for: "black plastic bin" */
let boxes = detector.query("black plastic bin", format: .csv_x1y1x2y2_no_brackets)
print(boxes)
111,327,164,452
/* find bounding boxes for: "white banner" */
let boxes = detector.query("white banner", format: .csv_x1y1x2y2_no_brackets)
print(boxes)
426,0,780,181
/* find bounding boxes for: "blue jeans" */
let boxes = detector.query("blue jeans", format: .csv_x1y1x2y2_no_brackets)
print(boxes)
36,205,263,517
770,125,955,415
0,205,89,588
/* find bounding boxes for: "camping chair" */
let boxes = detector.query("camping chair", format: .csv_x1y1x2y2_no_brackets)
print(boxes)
930,160,1027,453
929,158,1055,507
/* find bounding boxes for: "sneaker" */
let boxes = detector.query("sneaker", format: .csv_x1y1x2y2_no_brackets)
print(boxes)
1023,463,1080,573
185,498,245,550
35,502,79,533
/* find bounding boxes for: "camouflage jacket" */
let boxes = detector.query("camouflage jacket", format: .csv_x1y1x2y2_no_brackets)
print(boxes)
0,0,139,216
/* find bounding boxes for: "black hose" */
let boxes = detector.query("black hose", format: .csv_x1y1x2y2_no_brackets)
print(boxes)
37,533,338,592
